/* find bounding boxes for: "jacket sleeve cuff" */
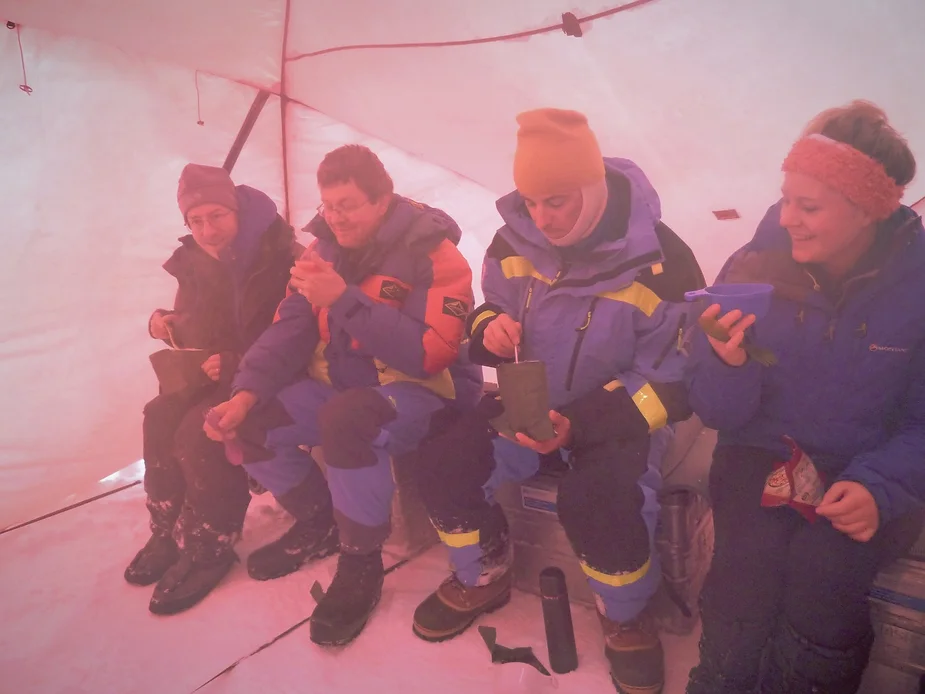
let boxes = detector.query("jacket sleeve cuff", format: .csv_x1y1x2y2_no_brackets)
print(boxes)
692,351,763,405
465,303,510,368
836,467,905,526
327,285,370,325
148,309,174,342
466,303,503,337
230,382,265,407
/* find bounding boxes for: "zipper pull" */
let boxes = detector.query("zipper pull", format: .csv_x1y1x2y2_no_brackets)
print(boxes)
576,310,592,332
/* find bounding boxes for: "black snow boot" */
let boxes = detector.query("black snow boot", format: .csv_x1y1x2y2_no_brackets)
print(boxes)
309,550,384,646
125,533,179,587
148,549,237,616
247,475,339,581
757,621,873,694
124,497,181,586
685,608,772,694
148,505,239,615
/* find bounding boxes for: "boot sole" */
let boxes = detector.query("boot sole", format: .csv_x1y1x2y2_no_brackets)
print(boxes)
124,548,179,587
247,543,340,582
148,562,235,616
309,591,382,647
149,594,204,616
412,587,512,643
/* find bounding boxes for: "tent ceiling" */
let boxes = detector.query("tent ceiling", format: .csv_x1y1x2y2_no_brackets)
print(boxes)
1,1,924,528
7,0,925,280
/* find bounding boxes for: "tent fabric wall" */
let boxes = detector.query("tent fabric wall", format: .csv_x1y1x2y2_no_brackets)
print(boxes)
2,1,924,529
0,21,496,530
7,0,924,281
0,27,286,529
1,0,284,88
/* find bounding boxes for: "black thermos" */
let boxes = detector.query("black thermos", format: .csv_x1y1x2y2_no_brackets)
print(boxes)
539,566,579,674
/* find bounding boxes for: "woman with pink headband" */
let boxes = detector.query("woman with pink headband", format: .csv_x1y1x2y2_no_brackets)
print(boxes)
684,101,923,693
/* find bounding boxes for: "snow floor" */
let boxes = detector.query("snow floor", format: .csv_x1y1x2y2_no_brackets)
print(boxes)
0,465,700,694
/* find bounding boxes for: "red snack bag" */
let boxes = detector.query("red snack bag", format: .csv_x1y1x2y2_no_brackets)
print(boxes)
760,437,826,522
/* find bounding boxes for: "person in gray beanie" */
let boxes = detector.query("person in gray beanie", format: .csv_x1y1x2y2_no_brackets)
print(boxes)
126,163,300,616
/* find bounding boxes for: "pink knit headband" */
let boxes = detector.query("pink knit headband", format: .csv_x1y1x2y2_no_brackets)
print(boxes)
781,134,904,221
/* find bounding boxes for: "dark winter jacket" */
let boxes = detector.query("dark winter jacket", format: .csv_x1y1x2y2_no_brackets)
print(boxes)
150,185,298,387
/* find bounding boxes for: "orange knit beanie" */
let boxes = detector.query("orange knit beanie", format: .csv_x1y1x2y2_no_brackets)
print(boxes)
513,109,605,199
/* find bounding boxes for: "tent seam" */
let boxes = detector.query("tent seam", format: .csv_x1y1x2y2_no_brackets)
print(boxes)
288,0,659,61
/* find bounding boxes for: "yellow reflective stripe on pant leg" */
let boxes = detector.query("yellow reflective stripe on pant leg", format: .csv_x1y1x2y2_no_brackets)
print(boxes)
581,556,651,587
632,383,668,431
436,528,480,548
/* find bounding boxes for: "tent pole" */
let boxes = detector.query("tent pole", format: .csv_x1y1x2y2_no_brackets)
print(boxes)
278,0,294,224
222,90,272,173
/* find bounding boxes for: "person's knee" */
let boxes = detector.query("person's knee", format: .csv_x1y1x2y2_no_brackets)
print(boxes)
320,388,396,439
319,388,397,469
557,466,649,571
235,397,295,449
708,446,775,510
143,393,185,438
784,521,879,648
558,465,645,532
174,406,210,453
415,409,496,513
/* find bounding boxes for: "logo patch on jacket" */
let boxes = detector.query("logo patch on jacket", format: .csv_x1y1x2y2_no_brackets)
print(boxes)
442,297,469,318
380,280,409,302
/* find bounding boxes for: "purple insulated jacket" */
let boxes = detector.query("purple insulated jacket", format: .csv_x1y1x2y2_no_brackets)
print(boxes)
467,158,704,442
686,202,925,523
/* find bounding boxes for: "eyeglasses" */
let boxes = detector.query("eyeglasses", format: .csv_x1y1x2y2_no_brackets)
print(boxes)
188,210,233,229
317,199,369,218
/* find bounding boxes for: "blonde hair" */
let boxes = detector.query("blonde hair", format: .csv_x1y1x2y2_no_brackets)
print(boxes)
802,100,916,187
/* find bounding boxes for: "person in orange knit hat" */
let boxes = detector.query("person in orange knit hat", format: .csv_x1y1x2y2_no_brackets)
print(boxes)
412,108,705,694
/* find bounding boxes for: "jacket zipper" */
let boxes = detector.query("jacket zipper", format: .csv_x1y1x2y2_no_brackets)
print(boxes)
549,268,565,289
564,297,599,391
804,267,880,342
519,278,537,335
652,312,687,371
238,252,276,341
